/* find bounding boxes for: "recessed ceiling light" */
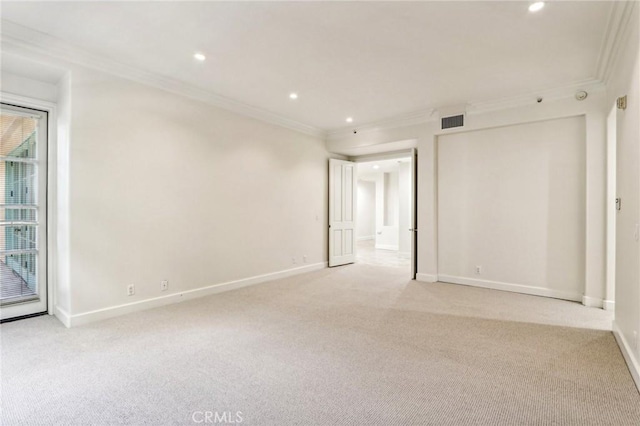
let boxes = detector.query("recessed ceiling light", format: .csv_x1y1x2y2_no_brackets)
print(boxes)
194,52,206,61
528,2,544,12
289,93,298,100
373,165,380,170
346,117,353,123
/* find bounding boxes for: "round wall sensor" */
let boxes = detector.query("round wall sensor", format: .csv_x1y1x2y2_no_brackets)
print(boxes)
575,91,588,101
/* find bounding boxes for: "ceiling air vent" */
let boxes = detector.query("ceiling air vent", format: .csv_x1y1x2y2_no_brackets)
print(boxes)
441,114,464,130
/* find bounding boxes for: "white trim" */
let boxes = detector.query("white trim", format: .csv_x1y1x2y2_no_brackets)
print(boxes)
334,140,419,158
612,320,640,392
415,273,438,283
437,275,583,302
356,235,375,241
0,156,38,164
0,97,53,320
375,244,398,251
54,305,71,328
466,79,605,115
4,8,633,141
0,106,44,119
1,92,59,318
327,109,435,140
596,1,637,84
0,20,325,139
326,80,606,141
605,103,618,314
603,300,615,312
329,153,350,161
66,262,327,327
2,88,60,112
350,147,416,163
582,295,604,309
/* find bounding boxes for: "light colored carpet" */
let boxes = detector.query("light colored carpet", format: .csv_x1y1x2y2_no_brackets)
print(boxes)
1,263,639,425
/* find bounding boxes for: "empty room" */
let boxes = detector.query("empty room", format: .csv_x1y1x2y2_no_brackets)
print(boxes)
1,1,640,425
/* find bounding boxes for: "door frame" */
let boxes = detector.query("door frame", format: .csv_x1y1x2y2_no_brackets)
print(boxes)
348,149,418,279
606,102,617,311
1,92,57,320
410,148,418,279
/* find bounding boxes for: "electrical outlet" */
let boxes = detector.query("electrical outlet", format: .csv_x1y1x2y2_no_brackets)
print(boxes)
475,266,482,275
161,280,168,291
303,255,307,263
292,257,297,264
127,284,135,296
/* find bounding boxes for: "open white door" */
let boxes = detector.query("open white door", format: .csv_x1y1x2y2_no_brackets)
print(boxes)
410,148,418,279
329,159,356,267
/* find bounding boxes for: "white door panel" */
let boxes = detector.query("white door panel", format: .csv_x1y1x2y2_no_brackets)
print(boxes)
329,159,356,267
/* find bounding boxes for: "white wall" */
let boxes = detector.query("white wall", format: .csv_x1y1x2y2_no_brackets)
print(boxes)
66,67,328,316
376,171,399,250
2,47,330,324
328,83,607,300
383,171,398,227
326,5,635,390
438,117,586,300
608,5,640,389
357,180,376,240
398,161,411,256
359,162,411,251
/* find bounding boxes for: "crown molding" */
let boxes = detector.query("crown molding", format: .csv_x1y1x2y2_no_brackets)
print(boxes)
466,78,606,114
326,3,634,141
596,0,637,84
0,20,326,139
3,0,633,145
327,78,605,141
326,108,435,141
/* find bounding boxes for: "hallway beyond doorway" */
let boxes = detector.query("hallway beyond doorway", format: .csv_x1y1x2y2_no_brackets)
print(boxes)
356,239,410,269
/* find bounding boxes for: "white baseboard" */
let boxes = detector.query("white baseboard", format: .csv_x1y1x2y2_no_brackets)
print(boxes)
613,320,640,392
415,273,438,283
603,300,615,312
582,295,604,309
357,235,375,241
54,305,71,328
375,244,399,251
66,262,327,327
437,275,582,302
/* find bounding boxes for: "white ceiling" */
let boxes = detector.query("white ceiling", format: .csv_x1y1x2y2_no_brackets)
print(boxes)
1,1,613,132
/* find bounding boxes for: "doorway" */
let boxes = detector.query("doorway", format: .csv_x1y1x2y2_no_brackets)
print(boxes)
328,149,418,278
0,103,48,321
355,157,412,271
